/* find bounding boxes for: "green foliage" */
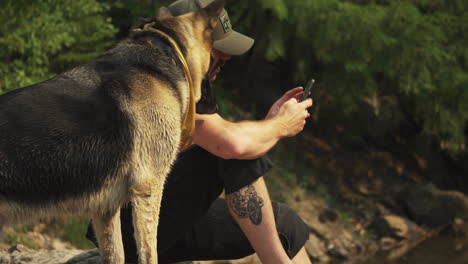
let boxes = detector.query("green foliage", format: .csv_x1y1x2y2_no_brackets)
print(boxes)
3,226,40,249
3,0,464,150
45,218,95,249
224,0,467,151
2,220,94,250
0,0,117,93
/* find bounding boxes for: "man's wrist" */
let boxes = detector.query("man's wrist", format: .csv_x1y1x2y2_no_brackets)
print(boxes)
265,117,287,139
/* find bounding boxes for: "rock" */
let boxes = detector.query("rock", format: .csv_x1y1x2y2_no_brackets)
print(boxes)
326,243,348,260
368,214,437,261
65,249,100,264
379,237,398,251
396,184,468,228
192,254,261,264
452,217,468,237
304,234,330,263
0,255,11,264
455,242,464,252
369,214,426,241
0,244,84,264
8,244,28,254
67,251,265,264
318,208,338,223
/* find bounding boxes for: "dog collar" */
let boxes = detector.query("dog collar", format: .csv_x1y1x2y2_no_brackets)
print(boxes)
133,23,196,150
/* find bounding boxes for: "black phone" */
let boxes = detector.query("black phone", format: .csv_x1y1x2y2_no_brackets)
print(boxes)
300,78,315,102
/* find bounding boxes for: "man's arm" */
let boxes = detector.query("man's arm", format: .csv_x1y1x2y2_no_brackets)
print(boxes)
193,87,313,264
193,114,281,160
193,87,313,160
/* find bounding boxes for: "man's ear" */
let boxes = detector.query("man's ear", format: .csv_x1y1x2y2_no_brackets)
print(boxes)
157,6,173,19
201,0,225,29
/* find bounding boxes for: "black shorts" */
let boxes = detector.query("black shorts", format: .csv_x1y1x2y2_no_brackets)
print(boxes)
86,146,309,263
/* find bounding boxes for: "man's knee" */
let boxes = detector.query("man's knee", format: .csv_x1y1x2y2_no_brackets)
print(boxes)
274,202,310,259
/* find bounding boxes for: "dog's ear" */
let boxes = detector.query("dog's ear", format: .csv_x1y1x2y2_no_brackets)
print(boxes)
157,6,173,20
201,0,225,28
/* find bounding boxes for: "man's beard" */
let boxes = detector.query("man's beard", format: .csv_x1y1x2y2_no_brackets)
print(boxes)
196,78,218,114
196,57,219,114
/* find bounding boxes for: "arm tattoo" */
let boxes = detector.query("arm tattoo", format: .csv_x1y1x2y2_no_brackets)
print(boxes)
227,184,264,225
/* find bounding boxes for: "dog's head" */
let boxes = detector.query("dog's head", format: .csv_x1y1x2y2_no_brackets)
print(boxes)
138,0,225,103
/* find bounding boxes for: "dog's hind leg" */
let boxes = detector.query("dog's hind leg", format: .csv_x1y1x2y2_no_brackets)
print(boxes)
130,178,164,264
92,209,125,264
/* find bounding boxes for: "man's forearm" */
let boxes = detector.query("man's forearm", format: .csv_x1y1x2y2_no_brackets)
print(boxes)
229,95,311,160
227,177,292,264
226,118,285,159
193,111,305,160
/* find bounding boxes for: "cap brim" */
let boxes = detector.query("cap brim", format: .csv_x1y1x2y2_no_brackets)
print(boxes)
213,31,254,56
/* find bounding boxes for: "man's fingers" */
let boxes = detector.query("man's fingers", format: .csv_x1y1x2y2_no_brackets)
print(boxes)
289,87,303,93
299,98,313,108
283,87,303,98
295,92,304,101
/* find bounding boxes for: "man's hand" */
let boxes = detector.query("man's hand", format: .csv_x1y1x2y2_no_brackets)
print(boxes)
265,87,313,138
265,87,305,119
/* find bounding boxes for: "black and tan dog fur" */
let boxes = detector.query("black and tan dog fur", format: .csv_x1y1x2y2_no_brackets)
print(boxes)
0,1,225,263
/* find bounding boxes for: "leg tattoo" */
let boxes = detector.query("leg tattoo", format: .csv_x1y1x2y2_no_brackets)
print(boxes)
228,185,264,225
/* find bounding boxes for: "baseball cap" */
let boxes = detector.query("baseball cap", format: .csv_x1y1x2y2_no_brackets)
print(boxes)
168,0,255,55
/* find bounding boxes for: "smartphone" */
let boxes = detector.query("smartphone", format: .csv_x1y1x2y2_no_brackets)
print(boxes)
300,78,315,102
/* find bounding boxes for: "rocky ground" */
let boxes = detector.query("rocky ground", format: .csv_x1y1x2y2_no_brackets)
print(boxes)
0,244,84,264
2,182,467,264
1,133,467,263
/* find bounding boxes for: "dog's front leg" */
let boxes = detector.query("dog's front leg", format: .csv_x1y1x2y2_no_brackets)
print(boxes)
131,179,163,264
92,209,125,264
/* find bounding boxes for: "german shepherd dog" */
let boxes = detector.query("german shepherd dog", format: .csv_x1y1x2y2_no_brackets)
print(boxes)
0,1,224,263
